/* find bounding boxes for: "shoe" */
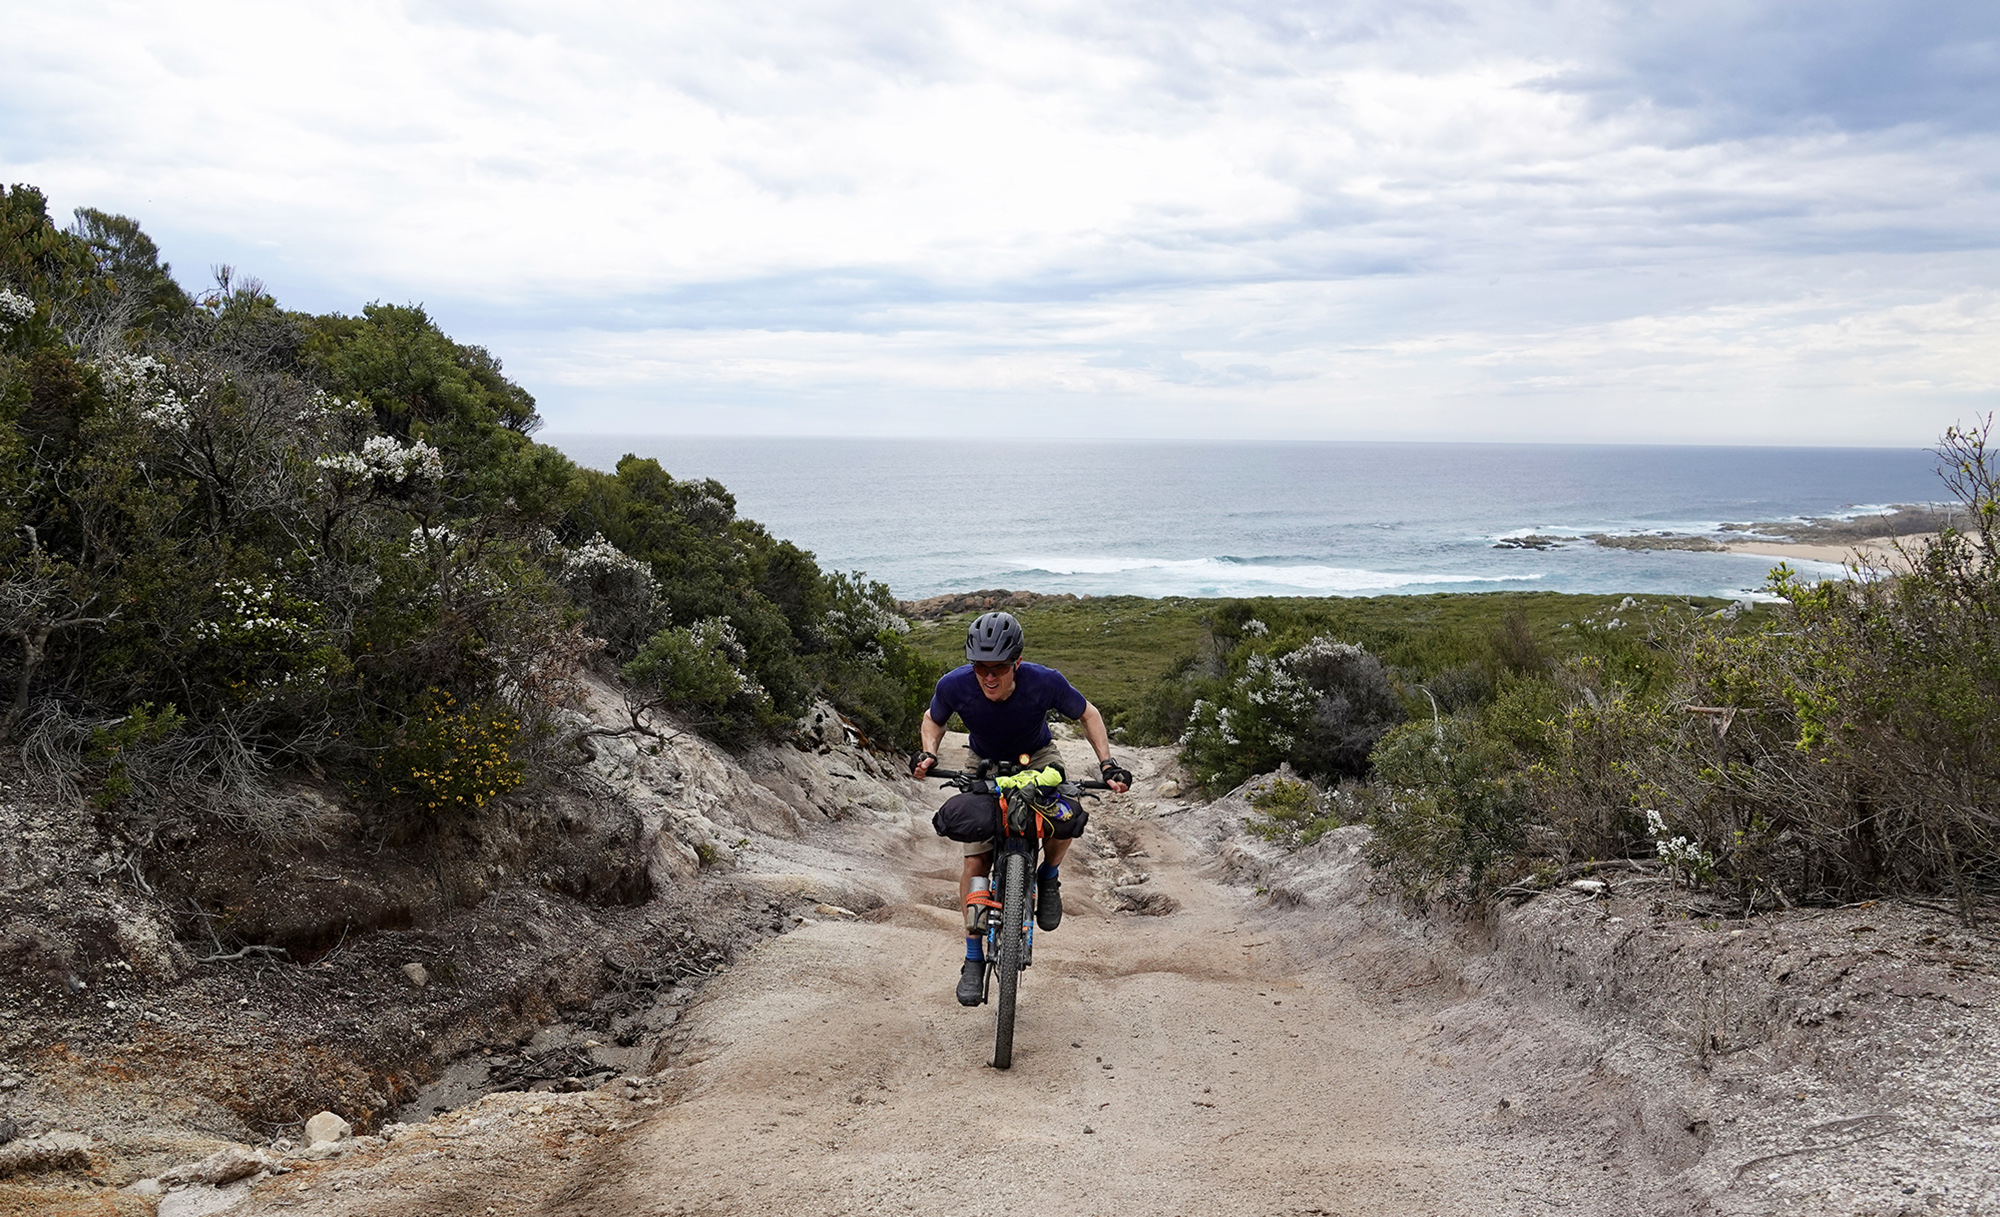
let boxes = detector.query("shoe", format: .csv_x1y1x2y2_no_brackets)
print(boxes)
956,957,984,1006
1036,874,1062,931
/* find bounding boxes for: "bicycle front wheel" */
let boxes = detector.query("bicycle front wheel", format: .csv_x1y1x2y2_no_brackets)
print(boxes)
991,850,1028,1069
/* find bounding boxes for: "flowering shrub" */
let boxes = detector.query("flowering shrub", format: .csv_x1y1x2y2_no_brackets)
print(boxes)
187,579,340,699
1646,810,1717,887
316,434,445,484
1178,634,1402,790
97,352,193,431
0,287,33,332
379,691,524,815
556,533,661,658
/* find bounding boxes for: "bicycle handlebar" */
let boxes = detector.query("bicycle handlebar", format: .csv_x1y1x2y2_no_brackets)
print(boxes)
926,767,1111,791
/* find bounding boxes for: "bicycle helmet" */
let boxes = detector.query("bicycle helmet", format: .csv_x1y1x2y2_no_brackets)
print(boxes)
965,611,1024,663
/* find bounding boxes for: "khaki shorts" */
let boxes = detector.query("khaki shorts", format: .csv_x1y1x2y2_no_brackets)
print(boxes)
961,742,1068,857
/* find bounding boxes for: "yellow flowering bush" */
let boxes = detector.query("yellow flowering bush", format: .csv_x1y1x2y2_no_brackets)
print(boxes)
379,691,524,815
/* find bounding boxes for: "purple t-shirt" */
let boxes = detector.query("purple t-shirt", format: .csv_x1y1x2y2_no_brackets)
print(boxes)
929,662,1088,761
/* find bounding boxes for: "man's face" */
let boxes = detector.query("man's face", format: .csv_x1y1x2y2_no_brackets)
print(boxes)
973,659,1018,702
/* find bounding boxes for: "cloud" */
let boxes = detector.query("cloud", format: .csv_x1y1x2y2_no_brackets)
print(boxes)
1,0,1996,443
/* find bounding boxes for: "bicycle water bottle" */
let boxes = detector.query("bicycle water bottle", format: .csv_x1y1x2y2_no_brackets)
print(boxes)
965,876,991,933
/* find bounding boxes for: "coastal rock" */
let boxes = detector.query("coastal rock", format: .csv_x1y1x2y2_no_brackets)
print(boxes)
896,589,1083,620
305,1111,352,1146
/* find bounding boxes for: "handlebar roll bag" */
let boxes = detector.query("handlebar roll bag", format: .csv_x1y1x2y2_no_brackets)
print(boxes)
932,793,1002,842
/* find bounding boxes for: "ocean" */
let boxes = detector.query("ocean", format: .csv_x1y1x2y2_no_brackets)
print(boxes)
544,437,1944,602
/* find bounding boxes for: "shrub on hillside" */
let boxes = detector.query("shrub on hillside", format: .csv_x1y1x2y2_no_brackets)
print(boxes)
623,618,776,745
1364,716,1532,903
1178,632,1402,790
1,184,938,831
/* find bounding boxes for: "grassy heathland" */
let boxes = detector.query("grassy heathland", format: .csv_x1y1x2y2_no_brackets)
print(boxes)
904,590,1744,727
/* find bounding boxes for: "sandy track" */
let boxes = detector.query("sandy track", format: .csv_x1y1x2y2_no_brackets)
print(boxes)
221,748,1601,1217
524,774,1553,1217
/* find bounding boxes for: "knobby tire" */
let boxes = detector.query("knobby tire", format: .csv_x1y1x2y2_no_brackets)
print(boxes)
992,851,1027,1069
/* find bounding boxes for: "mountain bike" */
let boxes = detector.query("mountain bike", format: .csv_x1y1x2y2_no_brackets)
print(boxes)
929,761,1105,1069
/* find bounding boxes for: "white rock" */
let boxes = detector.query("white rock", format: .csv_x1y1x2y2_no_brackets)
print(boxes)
1568,879,1608,895
812,903,858,918
158,1144,281,1187
1157,780,1181,799
401,962,430,988
304,1111,352,1146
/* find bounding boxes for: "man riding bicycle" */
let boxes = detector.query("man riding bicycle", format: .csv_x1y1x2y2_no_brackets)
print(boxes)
911,610,1132,1006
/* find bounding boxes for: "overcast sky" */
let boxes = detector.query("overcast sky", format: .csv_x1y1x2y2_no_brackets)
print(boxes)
4,0,1997,444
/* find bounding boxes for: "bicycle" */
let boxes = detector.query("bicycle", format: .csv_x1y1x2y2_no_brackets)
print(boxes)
928,760,1106,1069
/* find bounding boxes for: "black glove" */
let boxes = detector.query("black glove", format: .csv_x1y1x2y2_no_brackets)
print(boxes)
910,750,938,777
1099,757,1133,787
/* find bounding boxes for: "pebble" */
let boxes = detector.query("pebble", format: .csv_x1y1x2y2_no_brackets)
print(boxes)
402,962,431,988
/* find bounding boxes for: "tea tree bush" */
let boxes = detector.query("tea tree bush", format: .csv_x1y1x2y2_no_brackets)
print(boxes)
1178,631,1404,790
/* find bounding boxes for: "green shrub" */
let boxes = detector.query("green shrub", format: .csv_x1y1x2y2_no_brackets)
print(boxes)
624,618,777,744
1178,633,1402,790
1365,716,1532,903
1246,776,1343,847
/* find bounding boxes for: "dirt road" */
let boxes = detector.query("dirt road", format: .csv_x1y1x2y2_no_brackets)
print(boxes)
215,742,1618,1217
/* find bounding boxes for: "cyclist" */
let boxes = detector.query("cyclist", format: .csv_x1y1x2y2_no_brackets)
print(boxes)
910,610,1133,1006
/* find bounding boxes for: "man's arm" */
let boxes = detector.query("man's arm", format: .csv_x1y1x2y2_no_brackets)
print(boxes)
1077,702,1129,793
912,712,946,777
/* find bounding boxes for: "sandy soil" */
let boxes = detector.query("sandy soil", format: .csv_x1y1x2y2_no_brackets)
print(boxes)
203,740,1625,1217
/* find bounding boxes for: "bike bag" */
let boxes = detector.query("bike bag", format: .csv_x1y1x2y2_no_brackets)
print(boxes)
932,791,1090,841
1045,802,1089,840
933,793,1002,842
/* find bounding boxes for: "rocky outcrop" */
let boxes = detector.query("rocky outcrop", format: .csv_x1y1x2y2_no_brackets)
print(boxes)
896,589,1085,619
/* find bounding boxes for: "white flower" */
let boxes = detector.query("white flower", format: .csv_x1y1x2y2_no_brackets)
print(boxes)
96,353,195,431
0,288,33,332
317,435,445,483
408,526,459,559
561,534,651,581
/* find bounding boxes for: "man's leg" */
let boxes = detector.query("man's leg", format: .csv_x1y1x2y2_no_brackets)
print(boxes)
1035,836,1070,931
956,844,994,1006
959,847,994,904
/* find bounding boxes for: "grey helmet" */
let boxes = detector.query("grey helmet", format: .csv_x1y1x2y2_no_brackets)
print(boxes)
965,611,1024,663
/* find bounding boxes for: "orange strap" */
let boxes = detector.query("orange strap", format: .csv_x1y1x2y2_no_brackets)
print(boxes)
965,892,1002,909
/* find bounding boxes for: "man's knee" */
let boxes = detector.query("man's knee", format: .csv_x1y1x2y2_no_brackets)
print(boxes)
961,852,993,877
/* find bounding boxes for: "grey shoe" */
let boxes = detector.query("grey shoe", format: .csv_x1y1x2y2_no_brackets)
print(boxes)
1036,875,1062,931
956,957,984,1006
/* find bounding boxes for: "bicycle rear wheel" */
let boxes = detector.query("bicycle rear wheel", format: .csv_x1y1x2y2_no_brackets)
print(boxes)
991,851,1027,1069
